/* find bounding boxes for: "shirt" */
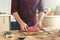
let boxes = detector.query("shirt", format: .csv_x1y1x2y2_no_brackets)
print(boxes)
11,0,44,26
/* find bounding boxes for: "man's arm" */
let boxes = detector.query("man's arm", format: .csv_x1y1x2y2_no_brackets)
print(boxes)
36,0,45,29
38,12,45,23
37,0,45,21
36,12,45,30
12,12,28,31
11,0,28,31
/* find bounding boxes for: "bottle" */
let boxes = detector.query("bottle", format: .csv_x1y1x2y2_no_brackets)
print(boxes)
47,8,54,16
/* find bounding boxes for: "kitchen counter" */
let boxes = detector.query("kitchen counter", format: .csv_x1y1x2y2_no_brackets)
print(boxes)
45,15,60,17
0,14,10,16
42,15,60,28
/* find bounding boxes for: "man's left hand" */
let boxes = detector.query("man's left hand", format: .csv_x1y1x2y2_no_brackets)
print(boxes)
35,21,43,30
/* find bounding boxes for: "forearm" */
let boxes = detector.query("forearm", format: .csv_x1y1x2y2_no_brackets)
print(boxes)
12,12,25,25
38,12,45,22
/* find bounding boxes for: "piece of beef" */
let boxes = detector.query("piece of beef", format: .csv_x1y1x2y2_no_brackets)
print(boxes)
26,26,40,32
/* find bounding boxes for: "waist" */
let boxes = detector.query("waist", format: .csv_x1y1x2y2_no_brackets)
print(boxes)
22,16,37,26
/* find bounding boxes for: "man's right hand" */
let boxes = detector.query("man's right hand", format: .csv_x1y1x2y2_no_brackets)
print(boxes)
12,12,28,31
20,22,28,31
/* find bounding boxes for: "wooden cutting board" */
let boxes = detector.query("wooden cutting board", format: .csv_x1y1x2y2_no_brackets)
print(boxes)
0,30,60,40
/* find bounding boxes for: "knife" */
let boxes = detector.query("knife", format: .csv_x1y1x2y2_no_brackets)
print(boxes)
41,28,51,34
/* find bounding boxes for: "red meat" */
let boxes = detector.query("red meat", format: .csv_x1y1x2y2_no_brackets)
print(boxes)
26,26,40,32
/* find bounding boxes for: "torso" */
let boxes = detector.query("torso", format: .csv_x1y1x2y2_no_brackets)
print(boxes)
18,0,40,26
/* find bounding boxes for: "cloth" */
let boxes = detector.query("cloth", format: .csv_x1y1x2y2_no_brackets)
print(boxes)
11,0,44,26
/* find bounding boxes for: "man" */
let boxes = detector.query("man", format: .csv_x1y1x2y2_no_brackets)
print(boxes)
11,0,45,31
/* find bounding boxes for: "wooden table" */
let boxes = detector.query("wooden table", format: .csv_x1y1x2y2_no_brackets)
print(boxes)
0,30,60,40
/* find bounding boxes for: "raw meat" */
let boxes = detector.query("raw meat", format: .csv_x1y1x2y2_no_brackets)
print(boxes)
26,26,40,32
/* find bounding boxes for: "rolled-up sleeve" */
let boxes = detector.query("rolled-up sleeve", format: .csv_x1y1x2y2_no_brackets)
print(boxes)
11,0,18,14
37,0,44,13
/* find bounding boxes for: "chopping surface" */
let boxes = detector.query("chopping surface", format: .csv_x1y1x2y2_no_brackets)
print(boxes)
0,29,60,40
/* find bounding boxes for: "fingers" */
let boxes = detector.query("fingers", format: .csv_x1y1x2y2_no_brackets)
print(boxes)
21,25,28,32
24,26,28,31
21,28,25,31
38,25,43,30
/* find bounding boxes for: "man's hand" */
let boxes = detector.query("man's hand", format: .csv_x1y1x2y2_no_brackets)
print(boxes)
38,22,43,30
20,22,28,31
35,21,43,30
